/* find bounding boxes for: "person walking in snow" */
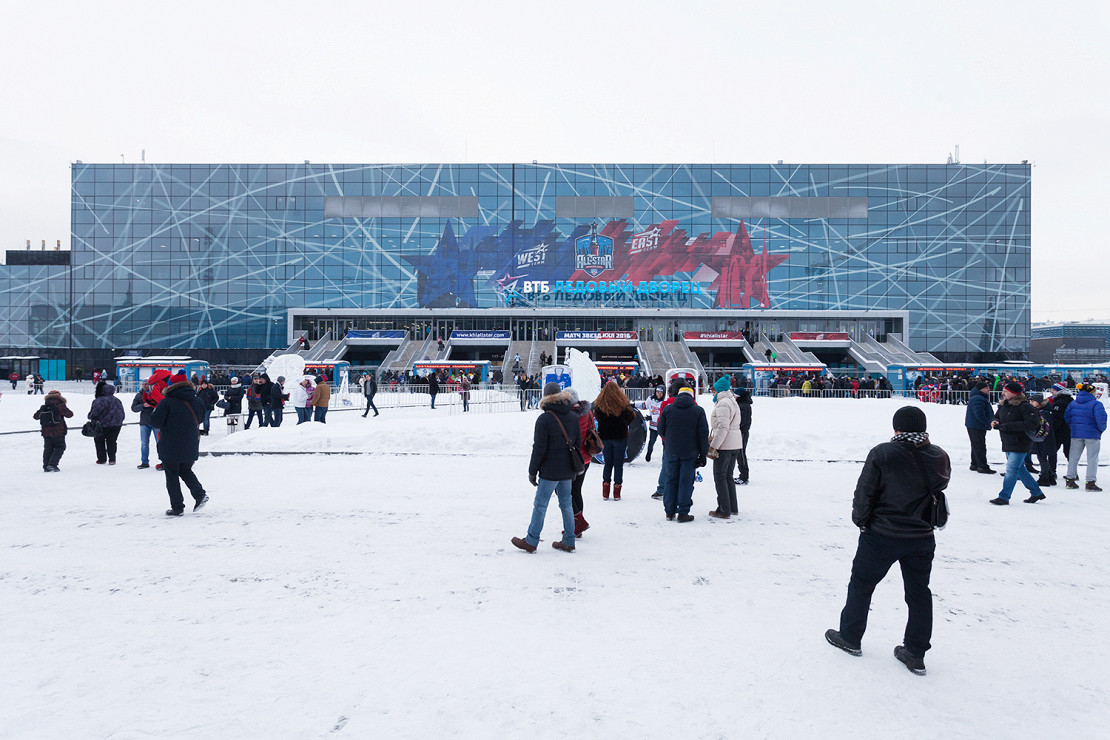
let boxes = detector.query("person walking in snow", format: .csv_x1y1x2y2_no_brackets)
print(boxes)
826,406,950,676
1063,383,1106,491
512,383,580,554
88,381,125,465
361,372,379,417
34,389,74,472
990,382,1047,505
150,374,209,516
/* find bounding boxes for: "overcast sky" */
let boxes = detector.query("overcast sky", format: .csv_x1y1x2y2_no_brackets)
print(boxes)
2,0,1106,323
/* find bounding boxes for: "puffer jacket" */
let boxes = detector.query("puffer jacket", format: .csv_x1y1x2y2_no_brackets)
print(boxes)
709,390,744,450
852,438,951,538
1051,392,1072,437
528,390,582,481
658,393,709,459
88,384,126,428
222,385,245,414
1065,390,1107,440
574,401,595,465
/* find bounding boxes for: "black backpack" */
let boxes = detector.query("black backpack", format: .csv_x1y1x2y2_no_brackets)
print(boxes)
37,404,59,427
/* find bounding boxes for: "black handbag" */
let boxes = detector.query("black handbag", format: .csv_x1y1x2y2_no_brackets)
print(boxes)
547,411,585,475
911,447,949,530
81,420,103,438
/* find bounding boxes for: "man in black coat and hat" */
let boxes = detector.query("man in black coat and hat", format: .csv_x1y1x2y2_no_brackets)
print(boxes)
150,373,209,516
826,406,951,676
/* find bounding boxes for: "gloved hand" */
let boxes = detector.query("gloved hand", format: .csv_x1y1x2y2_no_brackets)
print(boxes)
529,473,538,486
696,454,707,468
706,446,719,460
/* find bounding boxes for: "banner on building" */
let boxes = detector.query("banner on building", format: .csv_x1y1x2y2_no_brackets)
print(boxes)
683,331,746,341
789,332,852,341
555,331,638,341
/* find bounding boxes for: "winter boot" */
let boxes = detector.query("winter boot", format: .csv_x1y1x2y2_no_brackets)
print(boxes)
574,512,590,537
894,645,926,676
613,484,622,501
602,482,611,500
1087,481,1103,492
1064,477,1080,489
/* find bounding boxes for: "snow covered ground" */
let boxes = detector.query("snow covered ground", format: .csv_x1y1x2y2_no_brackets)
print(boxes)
2,386,1109,738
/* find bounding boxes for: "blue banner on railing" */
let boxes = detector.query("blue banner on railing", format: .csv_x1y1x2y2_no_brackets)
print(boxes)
347,330,406,339
451,330,512,340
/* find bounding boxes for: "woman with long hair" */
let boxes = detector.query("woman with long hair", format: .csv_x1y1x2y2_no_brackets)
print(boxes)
594,380,637,501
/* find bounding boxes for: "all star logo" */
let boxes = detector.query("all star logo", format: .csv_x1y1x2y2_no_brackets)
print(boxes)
574,224,613,277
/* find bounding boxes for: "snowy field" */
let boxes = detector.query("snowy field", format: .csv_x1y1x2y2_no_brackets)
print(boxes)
2,386,1109,738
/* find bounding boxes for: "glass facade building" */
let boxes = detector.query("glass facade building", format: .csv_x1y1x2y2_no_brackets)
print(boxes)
0,162,1031,367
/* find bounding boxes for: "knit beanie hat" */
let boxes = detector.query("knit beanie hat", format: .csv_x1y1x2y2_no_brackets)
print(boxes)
713,376,732,393
170,373,187,384
1004,382,1024,394
678,387,695,398
892,406,927,433
543,382,563,396
655,385,666,394
1051,383,1066,393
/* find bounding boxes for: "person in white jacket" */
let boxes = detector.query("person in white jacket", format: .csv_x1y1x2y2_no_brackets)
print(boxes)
288,377,314,424
708,375,745,518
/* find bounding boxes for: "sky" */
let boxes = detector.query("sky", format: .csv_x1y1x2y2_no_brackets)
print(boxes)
1,0,1107,323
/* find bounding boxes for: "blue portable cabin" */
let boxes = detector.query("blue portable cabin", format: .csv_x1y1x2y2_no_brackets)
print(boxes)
412,360,490,383
114,355,211,393
305,360,352,388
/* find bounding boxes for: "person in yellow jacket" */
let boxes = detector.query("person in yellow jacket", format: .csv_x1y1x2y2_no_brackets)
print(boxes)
310,375,331,423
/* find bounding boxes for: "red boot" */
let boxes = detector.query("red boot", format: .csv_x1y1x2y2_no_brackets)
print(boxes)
574,512,590,537
613,484,622,501
602,482,610,500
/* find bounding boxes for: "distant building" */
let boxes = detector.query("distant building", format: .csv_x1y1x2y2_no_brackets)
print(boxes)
1031,321,1110,364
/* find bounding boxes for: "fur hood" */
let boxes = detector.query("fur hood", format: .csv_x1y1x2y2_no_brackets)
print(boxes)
164,380,196,395
45,391,67,404
538,389,573,409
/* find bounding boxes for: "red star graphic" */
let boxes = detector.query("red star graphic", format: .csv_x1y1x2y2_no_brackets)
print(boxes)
716,221,789,308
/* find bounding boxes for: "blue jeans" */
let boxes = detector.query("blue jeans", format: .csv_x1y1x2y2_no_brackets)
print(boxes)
999,450,1043,500
296,407,312,424
656,454,672,494
662,453,697,516
245,408,267,428
268,406,282,427
313,406,328,423
526,477,576,549
202,409,212,432
430,393,437,409
139,424,160,465
602,439,628,484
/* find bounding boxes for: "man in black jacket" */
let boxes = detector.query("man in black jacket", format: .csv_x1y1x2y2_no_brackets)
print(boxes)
964,381,995,473
512,383,580,554
990,382,1046,505
150,374,209,516
826,406,951,676
657,387,709,522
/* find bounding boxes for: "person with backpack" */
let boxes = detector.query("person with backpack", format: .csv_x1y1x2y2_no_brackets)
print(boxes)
34,389,74,471
825,406,951,676
150,374,209,516
88,381,125,465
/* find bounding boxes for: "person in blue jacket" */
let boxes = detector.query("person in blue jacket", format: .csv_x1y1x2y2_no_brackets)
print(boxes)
1063,383,1107,491
964,380,995,474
